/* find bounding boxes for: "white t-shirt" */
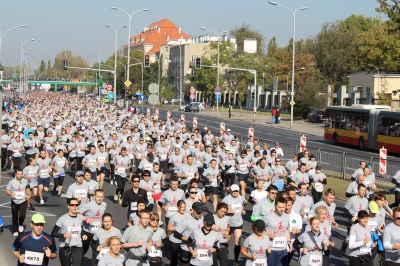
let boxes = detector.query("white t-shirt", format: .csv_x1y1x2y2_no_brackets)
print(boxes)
250,190,268,204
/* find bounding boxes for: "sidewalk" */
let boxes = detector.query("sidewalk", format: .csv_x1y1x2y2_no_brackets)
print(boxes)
197,107,325,137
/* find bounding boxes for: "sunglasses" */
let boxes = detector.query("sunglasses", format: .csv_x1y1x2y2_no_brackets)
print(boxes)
151,218,160,222
269,192,277,195
189,191,197,194
132,180,140,183
396,217,400,221
33,223,44,227
143,175,150,177
140,140,144,141
69,204,79,207
276,161,281,162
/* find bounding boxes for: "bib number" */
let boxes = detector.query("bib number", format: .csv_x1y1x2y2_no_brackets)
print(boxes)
144,164,152,171
252,256,267,266
40,169,49,176
161,154,167,160
96,248,110,259
24,251,44,265
239,164,247,171
167,206,178,216
117,167,125,174
131,202,137,211
68,226,81,238
149,246,162,257
272,237,287,248
147,191,153,200
128,154,134,159
197,161,203,167
232,203,242,214
309,254,323,266
88,160,96,166
368,221,378,232
90,221,101,233
74,190,87,199
314,183,324,192
57,161,65,167
15,191,25,200
360,246,371,254
197,248,210,261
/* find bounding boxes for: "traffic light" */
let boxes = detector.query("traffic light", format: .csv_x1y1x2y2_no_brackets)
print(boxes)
195,57,201,69
63,60,68,70
144,54,150,67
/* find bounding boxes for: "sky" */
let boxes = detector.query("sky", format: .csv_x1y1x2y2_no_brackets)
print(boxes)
0,0,384,68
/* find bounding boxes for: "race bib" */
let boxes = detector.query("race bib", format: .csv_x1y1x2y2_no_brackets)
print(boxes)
74,189,87,199
272,237,287,248
360,246,371,254
131,202,137,211
197,248,210,261
46,144,52,150
144,164,152,171
57,161,65,167
137,153,143,159
98,157,105,164
68,226,81,237
15,191,25,200
149,246,162,257
197,161,203,167
167,206,178,215
128,154,134,159
96,248,110,260
239,164,247,171
55,125,61,130
28,171,37,177
309,254,323,266
160,154,167,160
232,203,242,214
188,173,194,179
147,191,153,200
314,183,324,192
88,159,96,166
90,221,101,233
309,169,316,175
13,150,21,156
40,169,49,176
368,221,378,232
252,255,267,266
24,251,44,265
117,167,125,174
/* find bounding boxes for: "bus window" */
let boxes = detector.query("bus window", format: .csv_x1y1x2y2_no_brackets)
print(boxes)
360,114,369,133
379,116,391,136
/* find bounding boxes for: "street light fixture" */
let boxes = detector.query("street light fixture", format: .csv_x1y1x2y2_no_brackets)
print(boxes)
15,38,35,96
269,1,307,128
0,25,27,60
286,67,305,92
111,6,149,108
200,27,227,117
105,24,127,104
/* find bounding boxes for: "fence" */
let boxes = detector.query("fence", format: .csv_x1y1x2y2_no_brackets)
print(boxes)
252,137,400,187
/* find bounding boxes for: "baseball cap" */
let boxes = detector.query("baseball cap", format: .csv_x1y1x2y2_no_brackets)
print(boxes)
76,171,84,176
212,142,217,145
192,202,204,214
31,213,46,224
224,146,230,151
227,129,231,132
212,149,218,153
369,201,379,214
204,213,215,225
58,138,63,142
231,184,240,192
254,219,266,231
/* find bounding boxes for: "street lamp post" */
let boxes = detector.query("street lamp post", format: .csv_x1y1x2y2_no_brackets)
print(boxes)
111,7,149,107
16,38,35,96
0,25,27,61
23,55,34,92
269,1,307,128
286,67,305,92
200,27,227,117
106,25,127,105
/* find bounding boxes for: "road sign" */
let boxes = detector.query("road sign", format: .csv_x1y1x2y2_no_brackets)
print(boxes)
136,92,142,96
124,80,132,87
107,92,114,99
101,89,107,95
333,93,338,98
190,87,196,94
107,84,113,91
139,95,147,101
290,101,295,106
148,94,159,105
167,111,172,121
148,83,159,94
190,94,196,100
380,147,387,174
248,127,254,138
220,122,225,134
193,117,198,128
215,87,221,93
181,114,185,121
215,94,221,100
117,100,124,107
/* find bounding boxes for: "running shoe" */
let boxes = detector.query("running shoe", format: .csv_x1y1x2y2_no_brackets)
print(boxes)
19,226,24,233
114,194,118,201
13,232,18,237
40,199,44,205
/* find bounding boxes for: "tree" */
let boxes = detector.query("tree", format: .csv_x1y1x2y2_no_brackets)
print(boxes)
53,50,89,79
230,24,265,54
47,60,51,72
267,37,278,57
376,0,400,30
37,60,46,76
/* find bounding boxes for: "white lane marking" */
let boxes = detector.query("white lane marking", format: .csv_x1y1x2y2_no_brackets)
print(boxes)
0,202,10,207
0,185,8,188
336,227,347,233
284,136,299,140
0,205,56,217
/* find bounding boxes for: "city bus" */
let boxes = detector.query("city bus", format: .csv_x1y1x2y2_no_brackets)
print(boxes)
324,104,400,153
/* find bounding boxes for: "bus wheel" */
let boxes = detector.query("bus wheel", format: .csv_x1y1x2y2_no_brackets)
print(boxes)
333,133,338,145
359,137,364,150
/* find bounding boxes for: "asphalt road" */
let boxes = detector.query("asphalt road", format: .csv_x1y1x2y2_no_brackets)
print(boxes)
0,109,393,266
160,109,400,182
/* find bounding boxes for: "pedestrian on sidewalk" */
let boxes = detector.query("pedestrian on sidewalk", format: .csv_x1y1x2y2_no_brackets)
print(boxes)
271,106,277,124
228,104,232,118
276,108,280,124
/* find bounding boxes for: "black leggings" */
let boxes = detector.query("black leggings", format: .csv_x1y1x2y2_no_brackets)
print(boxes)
390,191,400,208
115,175,126,196
225,173,235,188
311,187,323,203
213,244,229,266
11,200,27,232
76,156,84,171
1,148,7,168
81,230,94,255
168,239,180,266
12,156,22,169
54,176,65,187
59,246,83,266
110,164,115,182
349,256,374,266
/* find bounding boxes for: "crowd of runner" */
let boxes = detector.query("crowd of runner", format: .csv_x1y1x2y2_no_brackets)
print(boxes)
2,90,400,266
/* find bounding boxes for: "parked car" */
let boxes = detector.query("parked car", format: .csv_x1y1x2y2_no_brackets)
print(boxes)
307,109,326,123
170,99,182,105
191,101,205,111
181,102,200,112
